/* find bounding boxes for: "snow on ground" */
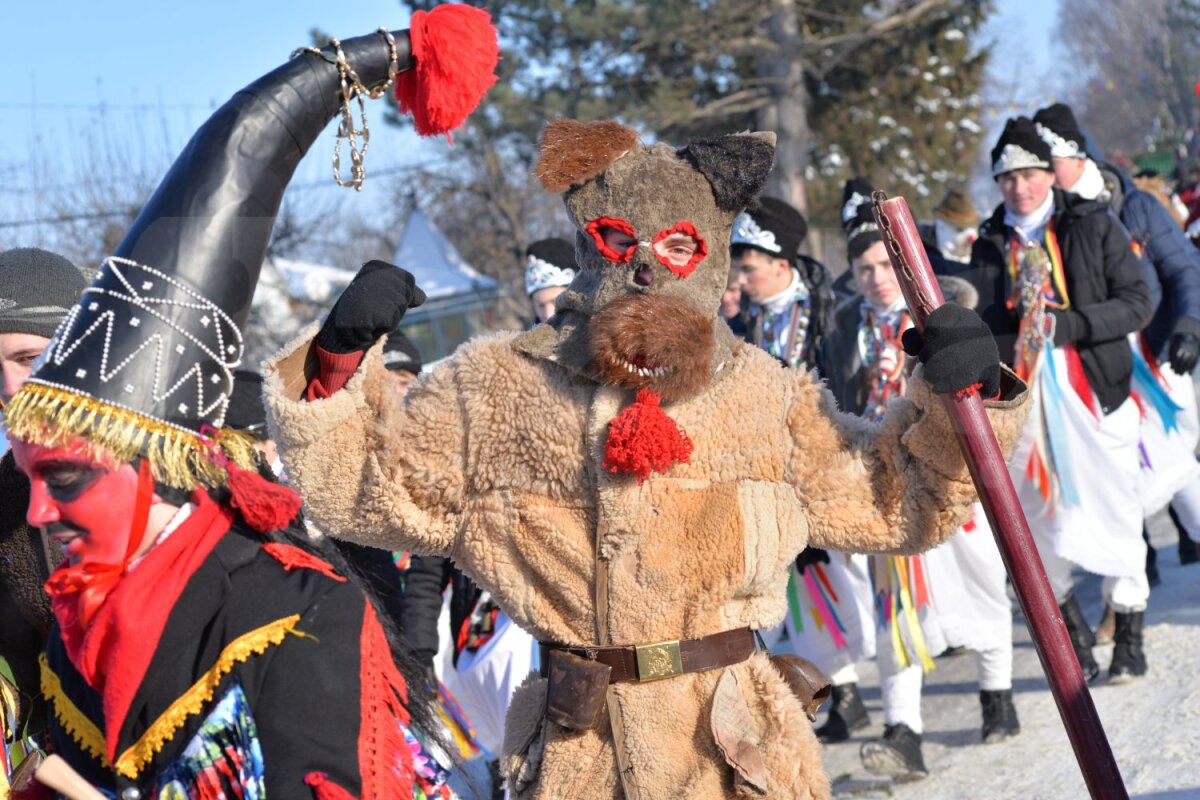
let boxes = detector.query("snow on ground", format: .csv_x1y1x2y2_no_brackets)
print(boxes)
820,510,1200,799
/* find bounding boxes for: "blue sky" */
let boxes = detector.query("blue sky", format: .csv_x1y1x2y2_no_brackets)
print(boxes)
0,0,1063,235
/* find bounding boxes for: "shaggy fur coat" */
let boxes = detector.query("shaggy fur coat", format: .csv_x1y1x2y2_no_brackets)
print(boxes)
264,318,1027,800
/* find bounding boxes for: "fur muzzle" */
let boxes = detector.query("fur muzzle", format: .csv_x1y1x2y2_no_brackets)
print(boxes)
588,293,715,402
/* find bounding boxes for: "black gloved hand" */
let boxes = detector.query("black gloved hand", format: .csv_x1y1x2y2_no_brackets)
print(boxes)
1169,332,1200,375
316,260,426,354
1050,309,1087,348
795,547,830,575
901,303,1001,397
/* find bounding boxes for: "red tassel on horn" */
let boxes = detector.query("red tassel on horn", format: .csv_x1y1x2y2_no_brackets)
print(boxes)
394,4,500,138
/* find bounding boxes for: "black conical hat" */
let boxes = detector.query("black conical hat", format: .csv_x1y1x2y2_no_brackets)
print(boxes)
4,14,495,489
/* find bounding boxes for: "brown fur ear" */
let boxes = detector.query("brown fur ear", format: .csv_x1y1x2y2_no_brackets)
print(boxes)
534,119,640,192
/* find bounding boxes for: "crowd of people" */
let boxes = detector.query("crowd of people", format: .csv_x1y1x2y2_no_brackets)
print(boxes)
0,7,1197,800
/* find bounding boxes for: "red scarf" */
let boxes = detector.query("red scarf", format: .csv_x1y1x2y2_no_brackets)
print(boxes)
45,490,234,762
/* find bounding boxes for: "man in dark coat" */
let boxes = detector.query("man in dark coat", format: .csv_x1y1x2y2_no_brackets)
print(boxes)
960,116,1153,685
1034,102,1200,574
0,247,85,745
730,196,835,373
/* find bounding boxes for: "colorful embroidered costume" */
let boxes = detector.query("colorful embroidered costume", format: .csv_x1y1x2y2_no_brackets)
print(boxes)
2,8,498,798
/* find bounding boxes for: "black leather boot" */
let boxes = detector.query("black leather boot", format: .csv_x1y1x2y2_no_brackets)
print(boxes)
979,689,1020,743
861,723,928,781
814,682,870,743
1173,505,1199,565
1059,593,1100,683
1108,611,1147,684
1144,526,1160,587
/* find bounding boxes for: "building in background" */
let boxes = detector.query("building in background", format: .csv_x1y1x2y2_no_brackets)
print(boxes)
257,206,501,367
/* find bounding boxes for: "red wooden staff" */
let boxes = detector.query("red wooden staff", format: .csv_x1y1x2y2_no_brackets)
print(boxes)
871,192,1127,800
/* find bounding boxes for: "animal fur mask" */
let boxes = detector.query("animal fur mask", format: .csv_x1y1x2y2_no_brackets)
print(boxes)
518,119,776,403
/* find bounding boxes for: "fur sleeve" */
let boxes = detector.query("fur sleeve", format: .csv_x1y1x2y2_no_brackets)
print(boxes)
263,326,465,555
788,365,1028,555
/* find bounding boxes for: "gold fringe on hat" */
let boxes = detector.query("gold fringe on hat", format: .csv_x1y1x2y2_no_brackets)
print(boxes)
3,382,259,490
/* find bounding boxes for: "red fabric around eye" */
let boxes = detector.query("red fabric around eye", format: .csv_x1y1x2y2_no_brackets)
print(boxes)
585,217,638,263
651,221,708,278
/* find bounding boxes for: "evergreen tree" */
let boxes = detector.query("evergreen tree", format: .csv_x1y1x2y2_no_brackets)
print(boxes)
396,0,993,281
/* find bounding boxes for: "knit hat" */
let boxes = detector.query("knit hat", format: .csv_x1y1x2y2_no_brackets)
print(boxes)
0,248,87,338
1033,103,1087,160
991,117,1052,177
524,238,576,295
841,177,882,257
933,189,980,230
224,370,267,437
4,9,498,497
383,329,422,374
731,196,808,260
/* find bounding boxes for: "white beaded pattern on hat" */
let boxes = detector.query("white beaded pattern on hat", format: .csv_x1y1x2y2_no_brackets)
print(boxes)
1035,123,1085,159
842,192,869,225
524,254,576,295
35,256,243,426
992,144,1051,177
731,212,782,254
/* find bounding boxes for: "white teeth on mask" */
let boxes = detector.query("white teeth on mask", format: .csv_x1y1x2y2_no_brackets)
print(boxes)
619,360,673,379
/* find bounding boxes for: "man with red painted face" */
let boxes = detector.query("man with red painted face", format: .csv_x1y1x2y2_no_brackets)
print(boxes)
958,116,1153,686
0,247,86,761
3,9,498,799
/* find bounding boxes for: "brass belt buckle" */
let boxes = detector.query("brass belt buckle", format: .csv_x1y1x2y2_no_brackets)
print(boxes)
635,640,683,682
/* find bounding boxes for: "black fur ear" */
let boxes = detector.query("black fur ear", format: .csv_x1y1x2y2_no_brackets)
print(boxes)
679,132,776,212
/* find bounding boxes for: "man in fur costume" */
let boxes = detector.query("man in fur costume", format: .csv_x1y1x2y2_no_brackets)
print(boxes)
265,119,1029,799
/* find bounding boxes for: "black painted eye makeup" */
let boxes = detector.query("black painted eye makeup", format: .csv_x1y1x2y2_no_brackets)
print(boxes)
42,465,108,503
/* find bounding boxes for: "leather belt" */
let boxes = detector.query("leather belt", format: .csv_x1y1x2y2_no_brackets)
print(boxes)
539,627,757,684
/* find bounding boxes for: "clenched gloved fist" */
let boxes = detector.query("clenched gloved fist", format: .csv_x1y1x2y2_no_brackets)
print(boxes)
316,261,426,354
901,303,1001,397
1168,332,1200,375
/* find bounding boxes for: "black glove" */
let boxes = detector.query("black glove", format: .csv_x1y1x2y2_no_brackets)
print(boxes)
901,303,1001,397
1169,332,1200,374
316,260,426,354
1050,309,1087,347
795,547,830,575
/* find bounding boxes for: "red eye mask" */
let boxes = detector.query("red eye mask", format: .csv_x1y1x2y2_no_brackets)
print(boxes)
584,217,708,279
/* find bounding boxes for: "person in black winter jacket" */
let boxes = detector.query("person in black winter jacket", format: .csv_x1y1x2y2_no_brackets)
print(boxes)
959,117,1153,686
1034,102,1200,575
730,196,835,373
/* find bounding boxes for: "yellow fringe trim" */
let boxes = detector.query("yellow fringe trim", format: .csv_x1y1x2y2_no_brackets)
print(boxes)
40,653,110,767
3,382,259,490
113,614,303,778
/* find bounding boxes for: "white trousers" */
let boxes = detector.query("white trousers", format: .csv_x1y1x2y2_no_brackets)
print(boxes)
1038,541,1150,612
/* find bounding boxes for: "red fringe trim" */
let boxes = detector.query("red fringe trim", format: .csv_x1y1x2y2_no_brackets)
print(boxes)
394,5,500,138
262,542,347,583
359,603,414,799
603,389,693,483
954,381,983,399
305,771,358,800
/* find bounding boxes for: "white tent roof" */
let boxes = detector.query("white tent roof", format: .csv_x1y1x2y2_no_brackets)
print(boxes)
267,207,498,306
392,207,498,299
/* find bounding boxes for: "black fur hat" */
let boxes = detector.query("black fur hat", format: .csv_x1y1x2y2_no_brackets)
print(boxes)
383,330,423,375
841,177,882,259
991,116,1053,177
731,197,808,260
1033,103,1087,159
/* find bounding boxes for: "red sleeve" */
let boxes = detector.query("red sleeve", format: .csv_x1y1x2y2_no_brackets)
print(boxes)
305,346,366,401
